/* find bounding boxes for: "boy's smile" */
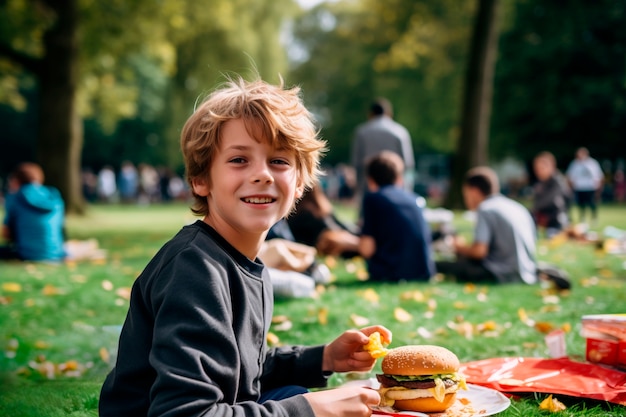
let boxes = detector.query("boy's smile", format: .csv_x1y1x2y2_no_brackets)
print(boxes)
192,118,303,258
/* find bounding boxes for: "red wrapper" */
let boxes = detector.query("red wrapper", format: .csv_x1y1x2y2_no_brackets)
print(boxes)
460,357,626,405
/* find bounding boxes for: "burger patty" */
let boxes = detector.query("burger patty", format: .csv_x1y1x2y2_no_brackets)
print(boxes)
376,374,457,390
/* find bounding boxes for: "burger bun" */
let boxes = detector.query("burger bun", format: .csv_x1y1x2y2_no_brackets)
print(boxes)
394,393,457,413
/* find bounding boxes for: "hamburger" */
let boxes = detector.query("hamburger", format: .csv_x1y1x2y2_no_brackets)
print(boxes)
376,345,467,413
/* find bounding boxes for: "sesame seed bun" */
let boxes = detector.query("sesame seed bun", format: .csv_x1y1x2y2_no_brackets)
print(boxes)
381,345,460,376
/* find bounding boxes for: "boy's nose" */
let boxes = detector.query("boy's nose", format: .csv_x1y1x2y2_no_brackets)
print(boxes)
252,166,273,184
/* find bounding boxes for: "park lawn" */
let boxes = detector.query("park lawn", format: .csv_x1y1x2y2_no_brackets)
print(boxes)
1,202,625,416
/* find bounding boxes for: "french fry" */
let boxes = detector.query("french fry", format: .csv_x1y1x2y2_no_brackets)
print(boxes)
363,331,389,358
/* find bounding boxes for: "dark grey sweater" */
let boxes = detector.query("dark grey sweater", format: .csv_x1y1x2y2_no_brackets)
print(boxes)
99,221,328,417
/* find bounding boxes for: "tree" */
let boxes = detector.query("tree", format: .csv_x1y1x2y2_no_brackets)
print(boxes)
445,0,501,209
490,0,626,167
0,0,83,212
290,0,474,166
0,0,298,213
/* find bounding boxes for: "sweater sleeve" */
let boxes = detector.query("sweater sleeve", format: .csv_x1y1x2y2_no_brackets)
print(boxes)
261,344,329,391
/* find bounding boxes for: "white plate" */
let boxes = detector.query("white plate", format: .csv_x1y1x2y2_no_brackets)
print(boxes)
341,379,510,417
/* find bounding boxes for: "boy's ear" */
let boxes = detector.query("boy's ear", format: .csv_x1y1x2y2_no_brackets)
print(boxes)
191,176,210,197
294,179,305,200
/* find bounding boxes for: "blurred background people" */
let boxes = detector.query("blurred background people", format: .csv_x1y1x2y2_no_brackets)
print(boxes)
97,165,117,203
532,151,571,238
358,151,435,282
285,183,360,258
565,147,604,225
435,166,537,285
351,98,415,203
1,162,66,261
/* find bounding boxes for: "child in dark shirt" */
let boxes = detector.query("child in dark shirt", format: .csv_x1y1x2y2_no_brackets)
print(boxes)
99,76,391,417
358,151,435,281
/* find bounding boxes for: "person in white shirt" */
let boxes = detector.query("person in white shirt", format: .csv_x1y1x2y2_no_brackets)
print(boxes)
565,147,604,225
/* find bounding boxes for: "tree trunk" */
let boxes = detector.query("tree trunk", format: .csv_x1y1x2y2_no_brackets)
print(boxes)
444,0,500,209
36,0,85,214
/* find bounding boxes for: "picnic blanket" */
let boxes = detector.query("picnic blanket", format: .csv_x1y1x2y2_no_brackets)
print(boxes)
460,356,626,405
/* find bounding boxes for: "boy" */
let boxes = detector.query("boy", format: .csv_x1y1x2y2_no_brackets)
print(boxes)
99,77,390,417
1,162,66,261
435,166,537,284
358,151,435,281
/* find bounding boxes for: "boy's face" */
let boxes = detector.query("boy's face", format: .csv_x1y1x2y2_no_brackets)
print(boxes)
462,185,482,210
192,118,304,246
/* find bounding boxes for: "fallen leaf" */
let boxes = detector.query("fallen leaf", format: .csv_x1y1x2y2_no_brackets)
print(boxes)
539,394,567,412
115,287,131,300
42,284,63,296
394,307,413,323
101,280,114,291
266,332,280,346
360,288,380,304
318,307,328,325
2,282,22,293
350,314,370,327
99,347,110,363
534,321,554,334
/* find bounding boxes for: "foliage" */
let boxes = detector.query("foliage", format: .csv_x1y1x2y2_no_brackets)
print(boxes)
290,0,474,165
0,0,298,177
491,0,626,165
0,203,626,416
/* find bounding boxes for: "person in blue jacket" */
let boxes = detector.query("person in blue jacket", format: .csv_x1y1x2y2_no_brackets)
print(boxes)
358,150,436,282
1,162,66,261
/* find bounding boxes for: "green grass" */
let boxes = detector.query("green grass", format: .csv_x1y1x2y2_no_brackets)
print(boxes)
1,202,626,416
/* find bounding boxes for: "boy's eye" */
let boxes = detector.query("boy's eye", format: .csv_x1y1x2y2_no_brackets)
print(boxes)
229,157,246,164
271,158,290,165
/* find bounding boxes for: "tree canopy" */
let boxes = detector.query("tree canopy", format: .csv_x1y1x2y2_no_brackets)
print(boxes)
1,0,624,207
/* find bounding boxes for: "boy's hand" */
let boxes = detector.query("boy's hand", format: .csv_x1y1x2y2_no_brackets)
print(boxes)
322,326,392,373
304,386,380,417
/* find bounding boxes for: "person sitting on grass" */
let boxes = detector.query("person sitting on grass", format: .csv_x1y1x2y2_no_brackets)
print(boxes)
435,166,538,285
0,162,66,262
99,76,392,417
358,150,435,282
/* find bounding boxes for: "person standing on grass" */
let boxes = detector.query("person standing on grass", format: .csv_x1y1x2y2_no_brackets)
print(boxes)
435,166,538,285
532,151,572,238
0,162,66,262
358,151,435,282
351,98,415,205
99,76,392,417
565,147,604,225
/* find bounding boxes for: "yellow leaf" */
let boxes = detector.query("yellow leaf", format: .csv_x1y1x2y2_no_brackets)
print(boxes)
101,280,114,291
2,282,22,293
267,332,280,346
34,340,50,349
115,287,131,300
463,283,476,293
360,288,380,304
539,394,567,412
350,314,370,327
394,307,412,323
318,307,328,325
99,347,110,363
534,321,554,334
453,301,467,309
42,284,63,296
561,322,571,333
